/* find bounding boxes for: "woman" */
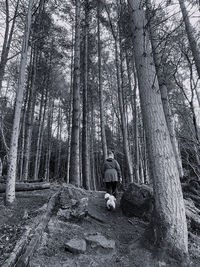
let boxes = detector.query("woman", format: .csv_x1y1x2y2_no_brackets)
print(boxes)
102,150,122,197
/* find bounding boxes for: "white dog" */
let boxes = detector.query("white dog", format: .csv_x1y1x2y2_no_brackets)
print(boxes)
104,193,116,211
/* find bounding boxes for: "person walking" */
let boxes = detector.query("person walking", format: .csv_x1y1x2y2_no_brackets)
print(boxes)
102,150,122,197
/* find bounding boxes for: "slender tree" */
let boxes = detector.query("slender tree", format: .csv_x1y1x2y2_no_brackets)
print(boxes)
105,4,133,182
0,0,20,93
66,25,74,184
6,0,35,204
97,1,108,162
44,97,54,182
23,46,37,181
33,85,46,180
82,0,90,189
69,0,81,186
178,0,200,79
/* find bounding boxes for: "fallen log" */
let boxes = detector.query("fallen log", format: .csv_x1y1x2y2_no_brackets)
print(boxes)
1,209,43,267
1,226,33,267
16,189,60,267
25,179,45,183
0,182,50,193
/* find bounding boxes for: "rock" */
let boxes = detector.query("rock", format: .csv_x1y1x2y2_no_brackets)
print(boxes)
58,184,88,221
60,184,87,209
71,199,78,206
70,197,88,220
85,233,115,250
65,239,86,254
120,182,154,220
48,218,84,240
58,198,88,221
57,208,71,220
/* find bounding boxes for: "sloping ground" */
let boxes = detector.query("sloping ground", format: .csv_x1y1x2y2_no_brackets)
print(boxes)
0,187,53,265
28,187,200,267
1,185,200,267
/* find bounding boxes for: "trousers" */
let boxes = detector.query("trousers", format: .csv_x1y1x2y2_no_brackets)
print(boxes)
105,181,118,197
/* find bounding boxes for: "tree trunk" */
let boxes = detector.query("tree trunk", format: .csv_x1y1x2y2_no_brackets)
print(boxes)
143,130,150,184
128,0,188,258
125,49,140,183
6,0,34,205
66,25,74,184
178,0,200,80
36,90,47,181
69,0,81,186
18,58,32,181
23,47,37,182
90,101,97,190
133,82,140,184
0,158,2,178
33,86,45,181
97,1,107,162
114,38,133,182
19,88,29,181
146,0,184,178
82,0,90,190
105,2,134,182
44,98,54,182
0,0,20,92
54,101,62,180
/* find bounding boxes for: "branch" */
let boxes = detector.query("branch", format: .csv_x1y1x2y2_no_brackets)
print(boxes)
173,74,190,104
104,2,117,40
7,51,21,61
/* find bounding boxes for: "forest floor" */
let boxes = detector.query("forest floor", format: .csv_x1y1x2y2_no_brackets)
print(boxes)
0,184,200,267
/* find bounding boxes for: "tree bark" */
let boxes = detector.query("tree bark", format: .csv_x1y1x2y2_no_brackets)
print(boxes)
19,89,29,181
0,158,2,178
44,98,54,182
0,0,20,92
54,101,62,180
97,1,107,162
6,0,34,205
90,100,97,190
115,38,133,182
133,80,140,184
125,50,140,183
23,47,37,182
33,86,45,181
178,0,200,80
82,0,90,190
146,0,184,178
69,0,81,186
66,25,74,184
128,0,188,258
105,4,133,182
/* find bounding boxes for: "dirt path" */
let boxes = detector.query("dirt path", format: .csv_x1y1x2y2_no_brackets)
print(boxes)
1,186,200,267
27,190,172,267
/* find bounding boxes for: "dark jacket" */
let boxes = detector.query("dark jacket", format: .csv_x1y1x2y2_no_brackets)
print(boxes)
102,158,121,182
